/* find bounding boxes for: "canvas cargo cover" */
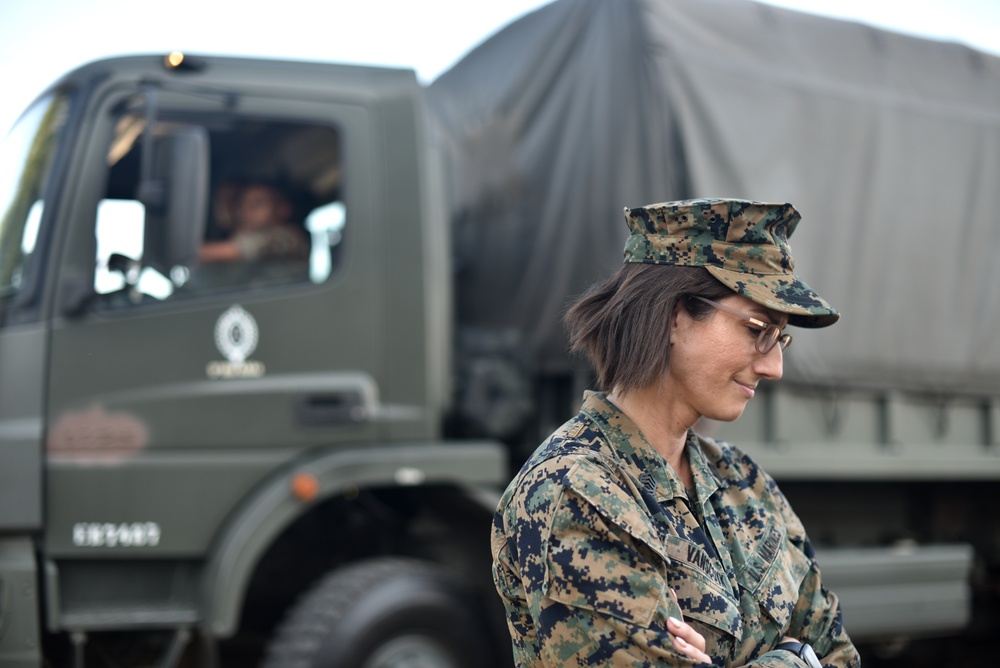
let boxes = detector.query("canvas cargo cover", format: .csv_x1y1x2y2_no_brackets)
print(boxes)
427,0,1000,394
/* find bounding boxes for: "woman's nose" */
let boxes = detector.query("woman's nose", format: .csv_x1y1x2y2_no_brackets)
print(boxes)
754,345,784,381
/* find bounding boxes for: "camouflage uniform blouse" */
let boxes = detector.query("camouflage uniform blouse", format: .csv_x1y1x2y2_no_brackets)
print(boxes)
492,392,859,667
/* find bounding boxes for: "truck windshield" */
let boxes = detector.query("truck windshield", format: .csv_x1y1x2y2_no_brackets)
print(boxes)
0,91,72,305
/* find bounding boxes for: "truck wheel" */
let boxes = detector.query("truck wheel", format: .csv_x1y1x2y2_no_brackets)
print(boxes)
261,557,488,668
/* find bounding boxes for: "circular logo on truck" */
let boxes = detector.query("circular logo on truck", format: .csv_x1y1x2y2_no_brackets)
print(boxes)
207,305,265,379
214,305,258,362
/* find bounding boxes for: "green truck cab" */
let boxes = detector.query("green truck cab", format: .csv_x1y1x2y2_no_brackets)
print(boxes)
0,53,508,667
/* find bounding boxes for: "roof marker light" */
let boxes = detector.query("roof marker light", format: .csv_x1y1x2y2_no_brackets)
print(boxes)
162,52,206,73
165,52,185,69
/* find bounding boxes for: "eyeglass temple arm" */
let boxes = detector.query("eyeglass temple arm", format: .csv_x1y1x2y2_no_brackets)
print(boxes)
693,296,768,327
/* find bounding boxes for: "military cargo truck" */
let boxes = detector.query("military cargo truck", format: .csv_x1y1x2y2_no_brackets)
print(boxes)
0,0,998,666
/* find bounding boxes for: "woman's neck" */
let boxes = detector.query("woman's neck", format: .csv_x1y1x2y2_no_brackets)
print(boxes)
606,385,695,488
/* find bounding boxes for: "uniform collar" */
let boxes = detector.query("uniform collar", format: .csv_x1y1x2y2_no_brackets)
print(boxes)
578,391,728,503
686,430,730,503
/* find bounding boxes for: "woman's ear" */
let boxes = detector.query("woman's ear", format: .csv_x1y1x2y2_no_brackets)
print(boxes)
671,299,687,332
670,298,696,345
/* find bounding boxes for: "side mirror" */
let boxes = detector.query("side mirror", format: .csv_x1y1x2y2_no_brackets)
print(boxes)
139,126,210,274
107,252,141,283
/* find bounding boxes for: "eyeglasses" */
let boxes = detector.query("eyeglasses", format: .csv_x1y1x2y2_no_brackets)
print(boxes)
693,296,792,354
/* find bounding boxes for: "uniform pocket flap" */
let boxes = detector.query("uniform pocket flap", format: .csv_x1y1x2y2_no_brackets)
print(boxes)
560,457,669,562
736,518,811,629
543,458,670,628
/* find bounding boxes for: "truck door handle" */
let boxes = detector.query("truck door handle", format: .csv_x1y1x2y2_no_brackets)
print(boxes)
294,392,367,426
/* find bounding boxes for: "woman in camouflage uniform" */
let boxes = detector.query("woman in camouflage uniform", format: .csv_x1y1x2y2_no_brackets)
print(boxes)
492,199,859,667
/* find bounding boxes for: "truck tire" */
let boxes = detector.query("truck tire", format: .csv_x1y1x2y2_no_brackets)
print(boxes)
261,557,488,668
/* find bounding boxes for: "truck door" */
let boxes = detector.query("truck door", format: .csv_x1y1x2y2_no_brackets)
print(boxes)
43,86,386,558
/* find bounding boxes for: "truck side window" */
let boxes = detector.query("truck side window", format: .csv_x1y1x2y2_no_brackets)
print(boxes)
95,113,345,307
0,91,72,325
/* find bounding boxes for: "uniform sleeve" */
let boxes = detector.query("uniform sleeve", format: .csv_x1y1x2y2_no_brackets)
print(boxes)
233,228,270,261
234,226,309,261
763,473,860,668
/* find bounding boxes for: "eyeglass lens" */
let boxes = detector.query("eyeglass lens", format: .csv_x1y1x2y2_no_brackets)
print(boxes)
756,326,789,354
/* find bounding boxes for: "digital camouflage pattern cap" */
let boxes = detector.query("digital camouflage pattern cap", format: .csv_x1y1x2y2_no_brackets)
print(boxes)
623,198,839,327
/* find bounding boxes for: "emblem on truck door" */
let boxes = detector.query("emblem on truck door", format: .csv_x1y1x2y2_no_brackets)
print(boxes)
206,305,266,379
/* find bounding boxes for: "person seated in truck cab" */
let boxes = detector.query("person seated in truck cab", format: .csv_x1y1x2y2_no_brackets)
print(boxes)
198,181,309,264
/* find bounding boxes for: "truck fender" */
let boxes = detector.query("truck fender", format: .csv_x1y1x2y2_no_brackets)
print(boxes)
200,441,507,638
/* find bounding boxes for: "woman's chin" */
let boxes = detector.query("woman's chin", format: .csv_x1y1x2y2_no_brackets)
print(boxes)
704,403,748,423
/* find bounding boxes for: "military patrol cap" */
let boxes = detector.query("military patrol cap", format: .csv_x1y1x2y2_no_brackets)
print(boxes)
623,198,839,328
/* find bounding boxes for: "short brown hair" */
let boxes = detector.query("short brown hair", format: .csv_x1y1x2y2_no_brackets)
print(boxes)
564,264,731,393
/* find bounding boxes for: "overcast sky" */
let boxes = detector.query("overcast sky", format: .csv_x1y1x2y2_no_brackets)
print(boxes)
2,0,1000,136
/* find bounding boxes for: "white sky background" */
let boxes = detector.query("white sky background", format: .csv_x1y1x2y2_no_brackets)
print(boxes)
1,0,1000,137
